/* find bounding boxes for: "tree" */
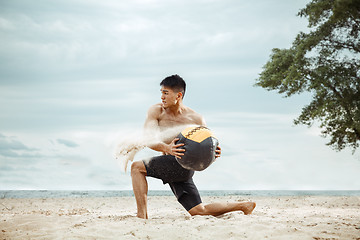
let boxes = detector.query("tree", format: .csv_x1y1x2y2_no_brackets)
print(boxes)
255,0,360,152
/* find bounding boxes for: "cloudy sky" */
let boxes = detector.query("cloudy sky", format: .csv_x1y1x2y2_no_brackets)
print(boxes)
1,0,359,191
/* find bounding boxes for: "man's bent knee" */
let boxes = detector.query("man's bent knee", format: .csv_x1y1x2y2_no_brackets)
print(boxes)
188,204,205,216
131,161,147,176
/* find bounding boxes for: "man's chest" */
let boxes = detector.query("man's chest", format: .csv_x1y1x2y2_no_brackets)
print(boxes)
158,113,196,128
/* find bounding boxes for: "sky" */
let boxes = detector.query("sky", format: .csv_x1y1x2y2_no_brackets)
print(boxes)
0,0,359,191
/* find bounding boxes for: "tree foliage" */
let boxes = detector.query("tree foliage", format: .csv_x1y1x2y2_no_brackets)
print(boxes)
255,0,360,152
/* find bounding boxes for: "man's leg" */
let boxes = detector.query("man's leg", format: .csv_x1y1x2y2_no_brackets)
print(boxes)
131,161,148,219
188,201,256,217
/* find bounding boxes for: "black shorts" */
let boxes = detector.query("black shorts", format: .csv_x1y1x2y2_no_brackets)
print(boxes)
143,155,202,211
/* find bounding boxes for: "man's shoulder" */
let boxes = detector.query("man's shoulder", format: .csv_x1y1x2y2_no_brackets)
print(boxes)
147,103,163,117
149,103,163,110
185,106,200,116
185,107,205,125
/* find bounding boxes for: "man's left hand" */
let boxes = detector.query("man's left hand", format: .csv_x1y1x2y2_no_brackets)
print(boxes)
215,146,221,158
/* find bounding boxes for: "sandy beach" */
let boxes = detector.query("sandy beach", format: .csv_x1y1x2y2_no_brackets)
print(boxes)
1,195,359,239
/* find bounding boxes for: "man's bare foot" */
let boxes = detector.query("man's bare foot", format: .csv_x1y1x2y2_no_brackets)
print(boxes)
242,202,256,215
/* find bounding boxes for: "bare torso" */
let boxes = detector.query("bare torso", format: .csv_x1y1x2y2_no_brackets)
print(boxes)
145,103,205,144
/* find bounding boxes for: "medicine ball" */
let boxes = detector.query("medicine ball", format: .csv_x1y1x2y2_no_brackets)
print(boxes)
175,126,218,171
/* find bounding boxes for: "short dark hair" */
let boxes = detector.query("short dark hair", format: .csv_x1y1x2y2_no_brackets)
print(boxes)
160,74,186,98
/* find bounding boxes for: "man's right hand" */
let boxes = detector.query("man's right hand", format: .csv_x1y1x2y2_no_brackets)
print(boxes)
164,138,185,158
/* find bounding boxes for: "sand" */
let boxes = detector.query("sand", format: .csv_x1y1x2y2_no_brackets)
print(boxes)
1,195,359,239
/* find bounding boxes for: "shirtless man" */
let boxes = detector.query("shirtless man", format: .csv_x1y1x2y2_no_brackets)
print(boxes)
131,74,256,219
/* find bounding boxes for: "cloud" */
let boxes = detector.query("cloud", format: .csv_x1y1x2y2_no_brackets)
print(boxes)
0,133,40,158
0,131,106,190
0,133,37,151
0,0,309,85
56,139,79,148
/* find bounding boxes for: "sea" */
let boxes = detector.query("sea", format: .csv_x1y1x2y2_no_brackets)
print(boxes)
0,190,359,199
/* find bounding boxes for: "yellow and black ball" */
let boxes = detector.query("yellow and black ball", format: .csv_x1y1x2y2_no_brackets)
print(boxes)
175,126,218,171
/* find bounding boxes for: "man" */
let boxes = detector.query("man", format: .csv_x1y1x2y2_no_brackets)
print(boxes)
131,74,256,219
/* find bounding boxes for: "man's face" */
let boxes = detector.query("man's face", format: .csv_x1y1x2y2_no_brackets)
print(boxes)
160,86,180,108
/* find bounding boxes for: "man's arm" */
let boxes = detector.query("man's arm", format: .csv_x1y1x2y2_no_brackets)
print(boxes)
143,105,185,158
